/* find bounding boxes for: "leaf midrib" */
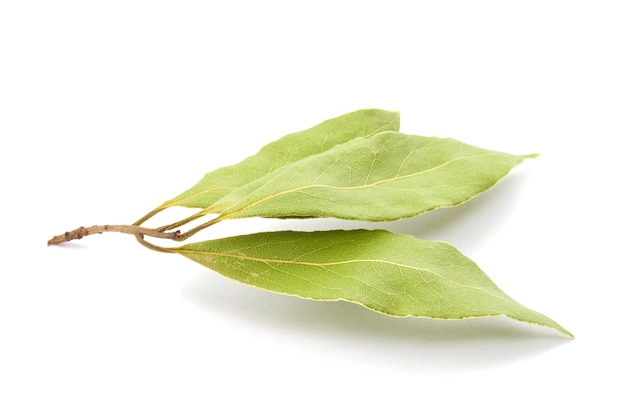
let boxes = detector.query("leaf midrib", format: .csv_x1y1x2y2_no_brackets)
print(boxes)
219,152,498,219
177,248,510,302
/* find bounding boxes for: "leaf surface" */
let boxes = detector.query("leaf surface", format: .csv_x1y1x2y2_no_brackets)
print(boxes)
164,109,400,209
212,132,536,221
176,229,571,337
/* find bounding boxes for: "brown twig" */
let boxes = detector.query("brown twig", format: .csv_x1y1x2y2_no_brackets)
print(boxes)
47,224,182,246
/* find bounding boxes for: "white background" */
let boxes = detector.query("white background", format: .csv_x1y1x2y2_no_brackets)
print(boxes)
1,1,624,415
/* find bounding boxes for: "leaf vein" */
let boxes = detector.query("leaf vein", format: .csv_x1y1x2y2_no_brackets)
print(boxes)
221,152,496,219
179,249,506,300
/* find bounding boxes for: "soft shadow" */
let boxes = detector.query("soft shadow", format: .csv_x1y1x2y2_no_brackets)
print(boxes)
46,241,90,250
182,272,569,374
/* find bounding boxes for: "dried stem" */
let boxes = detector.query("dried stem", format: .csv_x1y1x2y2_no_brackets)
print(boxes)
133,205,218,234
50,206,223,250
134,234,176,253
47,224,182,246
133,205,167,226
157,208,213,232
176,216,223,240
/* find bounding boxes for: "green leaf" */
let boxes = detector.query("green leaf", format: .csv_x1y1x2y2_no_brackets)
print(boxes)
163,109,400,210
176,229,572,337
212,132,536,221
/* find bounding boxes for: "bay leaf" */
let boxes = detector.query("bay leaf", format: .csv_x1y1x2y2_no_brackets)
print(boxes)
212,131,536,221
162,109,400,210
176,229,571,337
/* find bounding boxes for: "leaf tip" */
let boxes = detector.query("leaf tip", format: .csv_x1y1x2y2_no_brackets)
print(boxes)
517,316,574,339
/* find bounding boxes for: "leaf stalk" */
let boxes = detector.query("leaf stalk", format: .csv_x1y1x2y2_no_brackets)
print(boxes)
47,224,182,246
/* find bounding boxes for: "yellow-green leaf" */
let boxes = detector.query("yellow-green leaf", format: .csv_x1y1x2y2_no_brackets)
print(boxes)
212,132,536,221
176,229,571,337
162,109,400,210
